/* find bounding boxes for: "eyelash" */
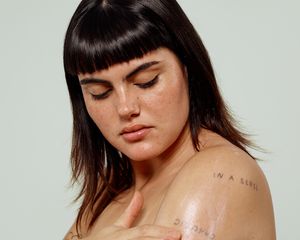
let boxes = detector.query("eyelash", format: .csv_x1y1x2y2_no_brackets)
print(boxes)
91,89,112,100
90,75,159,100
135,75,159,89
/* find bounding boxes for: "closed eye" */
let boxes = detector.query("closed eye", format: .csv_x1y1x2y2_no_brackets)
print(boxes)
135,75,159,89
91,89,112,100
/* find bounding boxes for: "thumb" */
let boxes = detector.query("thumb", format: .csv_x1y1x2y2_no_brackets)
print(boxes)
114,191,144,228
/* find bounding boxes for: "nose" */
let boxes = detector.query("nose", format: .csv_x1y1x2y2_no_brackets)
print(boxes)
116,92,140,120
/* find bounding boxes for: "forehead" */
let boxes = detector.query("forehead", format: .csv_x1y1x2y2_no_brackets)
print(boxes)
78,47,181,80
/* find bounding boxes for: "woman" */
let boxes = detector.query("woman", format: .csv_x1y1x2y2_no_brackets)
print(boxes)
63,0,276,239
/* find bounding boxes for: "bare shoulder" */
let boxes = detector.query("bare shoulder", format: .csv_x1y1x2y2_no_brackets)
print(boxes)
155,132,276,240
171,131,270,199
183,138,265,187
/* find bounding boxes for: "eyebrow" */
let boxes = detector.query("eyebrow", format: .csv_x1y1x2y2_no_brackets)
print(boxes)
79,61,160,85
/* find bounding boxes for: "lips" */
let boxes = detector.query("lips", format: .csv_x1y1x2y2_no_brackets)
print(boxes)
120,124,152,142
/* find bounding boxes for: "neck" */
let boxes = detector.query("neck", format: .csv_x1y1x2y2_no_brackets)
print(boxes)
130,123,197,190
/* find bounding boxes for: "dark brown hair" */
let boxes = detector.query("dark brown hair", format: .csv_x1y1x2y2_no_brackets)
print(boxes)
63,0,253,233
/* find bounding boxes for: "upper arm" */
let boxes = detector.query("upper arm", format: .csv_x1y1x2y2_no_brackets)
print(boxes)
154,146,276,240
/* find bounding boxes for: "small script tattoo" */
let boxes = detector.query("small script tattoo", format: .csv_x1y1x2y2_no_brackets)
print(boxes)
174,218,216,239
213,172,258,191
65,232,83,240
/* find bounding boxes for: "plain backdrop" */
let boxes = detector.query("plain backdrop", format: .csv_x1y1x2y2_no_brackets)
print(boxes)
0,0,299,239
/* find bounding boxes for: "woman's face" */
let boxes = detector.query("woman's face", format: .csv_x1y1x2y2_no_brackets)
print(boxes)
78,48,190,161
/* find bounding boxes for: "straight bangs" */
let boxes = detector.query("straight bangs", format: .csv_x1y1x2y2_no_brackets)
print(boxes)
64,2,175,75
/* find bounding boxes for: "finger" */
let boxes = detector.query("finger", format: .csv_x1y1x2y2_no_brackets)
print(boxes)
114,191,144,228
126,224,181,240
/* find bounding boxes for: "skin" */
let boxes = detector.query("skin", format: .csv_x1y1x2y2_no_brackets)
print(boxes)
64,48,276,240
79,48,191,167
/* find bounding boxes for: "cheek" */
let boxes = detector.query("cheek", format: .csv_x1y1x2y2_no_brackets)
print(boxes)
147,79,189,116
140,79,189,138
84,100,113,131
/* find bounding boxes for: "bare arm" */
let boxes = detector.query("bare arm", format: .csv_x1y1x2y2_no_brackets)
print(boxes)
154,146,276,240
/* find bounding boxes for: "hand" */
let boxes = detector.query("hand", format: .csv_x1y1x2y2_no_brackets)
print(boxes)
84,191,181,240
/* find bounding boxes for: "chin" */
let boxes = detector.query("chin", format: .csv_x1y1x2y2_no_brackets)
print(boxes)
121,144,162,162
125,151,159,162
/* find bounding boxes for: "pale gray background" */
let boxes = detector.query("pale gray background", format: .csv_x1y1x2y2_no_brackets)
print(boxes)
0,0,299,239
